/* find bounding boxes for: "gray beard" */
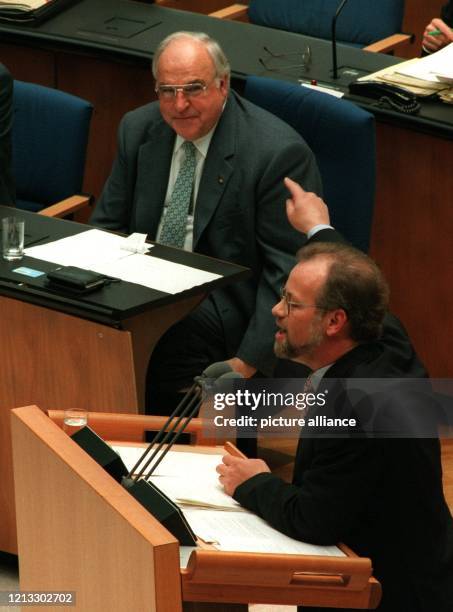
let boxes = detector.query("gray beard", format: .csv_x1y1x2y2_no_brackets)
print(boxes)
274,327,323,361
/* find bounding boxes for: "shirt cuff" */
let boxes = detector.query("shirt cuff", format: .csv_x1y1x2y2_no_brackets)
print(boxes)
307,224,334,239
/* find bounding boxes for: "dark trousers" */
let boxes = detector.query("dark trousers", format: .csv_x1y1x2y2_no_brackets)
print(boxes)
146,297,227,414
145,296,257,456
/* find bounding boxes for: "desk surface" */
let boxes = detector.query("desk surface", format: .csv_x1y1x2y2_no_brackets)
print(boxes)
1,0,453,138
0,207,249,325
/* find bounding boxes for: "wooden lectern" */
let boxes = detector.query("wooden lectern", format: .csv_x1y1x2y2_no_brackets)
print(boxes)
11,406,381,611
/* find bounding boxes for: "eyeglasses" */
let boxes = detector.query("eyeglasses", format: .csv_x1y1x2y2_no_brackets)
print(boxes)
155,79,215,100
279,287,318,316
259,45,312,74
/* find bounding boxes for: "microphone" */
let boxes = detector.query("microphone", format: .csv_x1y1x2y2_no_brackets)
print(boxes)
125,362,235,484
331,0,349,80
201,360,233,378
139,370,245,479
120,367,244,544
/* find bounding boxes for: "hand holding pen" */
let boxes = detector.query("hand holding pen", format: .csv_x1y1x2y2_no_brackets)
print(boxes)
423,18,453,53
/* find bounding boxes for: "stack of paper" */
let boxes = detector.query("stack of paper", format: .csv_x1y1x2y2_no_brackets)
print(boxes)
0,0,49,10
25,229,221,294
112,446,242,511
358,43,453,102
112,445,345,557
395,43,453,85
184,508,345,557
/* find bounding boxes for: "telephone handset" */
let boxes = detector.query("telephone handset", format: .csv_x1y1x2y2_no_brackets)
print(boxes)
349,80,421,115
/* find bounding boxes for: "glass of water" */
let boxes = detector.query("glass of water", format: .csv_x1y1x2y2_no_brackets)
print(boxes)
63,409,88,436
2,216,25,261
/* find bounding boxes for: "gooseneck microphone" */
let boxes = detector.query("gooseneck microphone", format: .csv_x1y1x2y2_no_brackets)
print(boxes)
332,0,349,80
120,361,240,544
124,360,234,484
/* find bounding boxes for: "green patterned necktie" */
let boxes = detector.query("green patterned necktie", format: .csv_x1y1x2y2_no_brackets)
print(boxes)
159,141,197,248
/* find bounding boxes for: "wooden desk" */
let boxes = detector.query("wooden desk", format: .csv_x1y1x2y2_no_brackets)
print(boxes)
11,406,381,610
0,208,248,554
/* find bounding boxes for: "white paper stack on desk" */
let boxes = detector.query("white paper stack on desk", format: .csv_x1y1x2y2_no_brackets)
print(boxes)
112,444,345,558
358,42,453,103
25,228,221,294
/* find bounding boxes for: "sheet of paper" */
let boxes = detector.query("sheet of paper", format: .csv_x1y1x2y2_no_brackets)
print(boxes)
395,43,453,83
25,229,221,294
111,446,241,510
95,253,221,294
25,229,149,268
112,446,224,476
357,59,446,95
179,546,197,569
184,508,345,557
301,83,344,98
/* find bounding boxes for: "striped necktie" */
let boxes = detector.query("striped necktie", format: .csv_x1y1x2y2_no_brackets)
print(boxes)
159,140,196,248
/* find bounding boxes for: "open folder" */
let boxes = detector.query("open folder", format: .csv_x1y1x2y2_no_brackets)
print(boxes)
357,44,453,103
112,443,345,558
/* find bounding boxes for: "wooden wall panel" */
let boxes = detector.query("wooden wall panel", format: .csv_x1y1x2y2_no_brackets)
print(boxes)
371,122,453,377
402,0,447,50
57,52,155,200
0,42,55,85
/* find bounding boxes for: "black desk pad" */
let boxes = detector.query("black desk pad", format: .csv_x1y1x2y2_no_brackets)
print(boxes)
0,207,249,325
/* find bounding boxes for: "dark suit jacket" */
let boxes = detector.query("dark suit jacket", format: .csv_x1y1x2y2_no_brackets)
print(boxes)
442,0,453,25
234,233,453,612
235,354,453,611
0,63,14,206
91,91,322,374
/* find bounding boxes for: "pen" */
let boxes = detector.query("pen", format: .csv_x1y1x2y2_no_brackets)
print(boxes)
224,441,247,458
428,27,453,36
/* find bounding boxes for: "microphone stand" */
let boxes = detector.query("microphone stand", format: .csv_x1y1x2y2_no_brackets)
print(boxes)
121,365,237,544
332,0,349,80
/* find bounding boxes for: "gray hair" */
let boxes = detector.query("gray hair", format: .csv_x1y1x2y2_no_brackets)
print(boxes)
152,31,231,81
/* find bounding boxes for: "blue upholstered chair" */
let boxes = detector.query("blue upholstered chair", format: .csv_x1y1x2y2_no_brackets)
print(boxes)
211,0,411,54
244,76,375,252
12,81,93,217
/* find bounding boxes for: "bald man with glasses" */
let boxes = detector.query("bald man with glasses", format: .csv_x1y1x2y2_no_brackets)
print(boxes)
91,31,322,416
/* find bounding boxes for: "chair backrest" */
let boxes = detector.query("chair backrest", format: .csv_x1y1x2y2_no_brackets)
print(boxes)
243,76,375,252
12,81,93,212
248,0,405,46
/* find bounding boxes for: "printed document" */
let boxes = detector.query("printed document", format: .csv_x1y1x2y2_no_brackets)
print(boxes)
111,446,241,510
112,445,344,556
184,508,345,557
26,229,221,293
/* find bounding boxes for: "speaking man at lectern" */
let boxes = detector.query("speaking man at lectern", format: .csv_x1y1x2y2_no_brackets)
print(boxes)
90,31,322,415
218,179,453,612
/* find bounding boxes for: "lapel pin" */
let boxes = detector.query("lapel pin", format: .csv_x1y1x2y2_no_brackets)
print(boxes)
218,176,225,184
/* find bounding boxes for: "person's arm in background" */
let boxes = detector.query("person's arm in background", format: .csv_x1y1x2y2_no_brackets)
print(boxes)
284,178,428,377
422,1,453,54
232,142,322,378
0,64,15,206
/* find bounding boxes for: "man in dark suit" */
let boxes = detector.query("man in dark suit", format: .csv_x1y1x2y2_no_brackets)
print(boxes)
0,63,14,206
217,179,453,611
91,32,321,413
422,1,453,53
